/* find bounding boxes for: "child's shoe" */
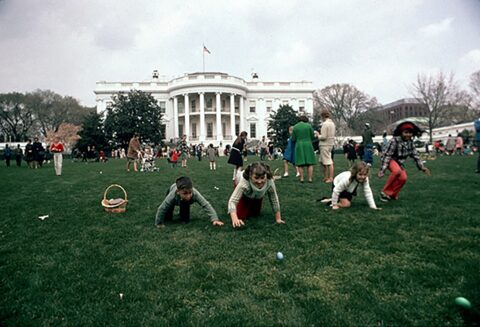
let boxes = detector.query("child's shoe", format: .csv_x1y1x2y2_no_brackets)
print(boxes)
380,191,391,202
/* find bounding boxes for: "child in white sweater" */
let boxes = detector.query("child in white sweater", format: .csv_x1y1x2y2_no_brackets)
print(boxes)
324,162,381,210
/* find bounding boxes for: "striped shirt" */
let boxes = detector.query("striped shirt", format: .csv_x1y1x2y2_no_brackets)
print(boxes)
228,176,280,214
380,136,424,173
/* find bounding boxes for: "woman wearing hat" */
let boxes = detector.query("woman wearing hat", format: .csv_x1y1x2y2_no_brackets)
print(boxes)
378,121,430,202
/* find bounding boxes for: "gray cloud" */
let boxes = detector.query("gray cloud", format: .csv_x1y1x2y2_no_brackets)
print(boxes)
0,0,479,106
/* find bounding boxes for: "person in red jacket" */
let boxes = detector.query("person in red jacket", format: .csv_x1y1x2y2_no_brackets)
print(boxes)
50,137,65,176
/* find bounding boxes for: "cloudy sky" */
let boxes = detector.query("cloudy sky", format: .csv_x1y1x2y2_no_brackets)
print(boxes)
1,0,479,107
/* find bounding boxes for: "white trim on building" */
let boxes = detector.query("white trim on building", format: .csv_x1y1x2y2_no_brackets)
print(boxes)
94,72,314,145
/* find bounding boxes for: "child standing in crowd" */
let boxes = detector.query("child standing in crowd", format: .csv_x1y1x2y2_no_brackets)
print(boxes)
228,162,285,228
344,139,357,166
227,131,248,184
283,126,299,177
168,147,179,168
378,121,431,202
180,135,189,167
321,162,380,210
50,137,64,176
155,176,224,228
207,144,217,170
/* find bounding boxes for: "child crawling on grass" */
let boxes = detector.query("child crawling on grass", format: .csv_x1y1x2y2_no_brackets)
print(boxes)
228,162,285,228
321,161,381,210
155,176,224,228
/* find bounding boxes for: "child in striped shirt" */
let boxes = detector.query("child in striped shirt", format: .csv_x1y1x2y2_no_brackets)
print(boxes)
228,162,285,228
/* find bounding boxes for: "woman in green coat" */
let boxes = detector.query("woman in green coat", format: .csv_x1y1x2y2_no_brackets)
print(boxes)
292,116,316,183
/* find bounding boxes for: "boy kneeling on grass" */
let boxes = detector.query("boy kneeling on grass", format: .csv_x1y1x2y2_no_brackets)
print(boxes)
155,176,224,228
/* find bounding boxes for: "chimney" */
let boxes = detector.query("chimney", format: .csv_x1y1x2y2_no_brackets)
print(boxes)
152,70,159,79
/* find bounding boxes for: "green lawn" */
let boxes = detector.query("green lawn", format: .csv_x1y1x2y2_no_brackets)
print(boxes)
1,154,479,326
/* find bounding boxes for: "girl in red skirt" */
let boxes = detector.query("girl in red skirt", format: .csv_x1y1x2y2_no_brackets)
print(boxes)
228,162,285,228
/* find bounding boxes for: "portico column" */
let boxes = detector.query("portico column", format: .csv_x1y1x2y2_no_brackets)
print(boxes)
216,92,223,142
239,96,245,132
230,94,235,138
306,98,313,115
274,98,280,112
173,96,179,138
199,92,206,142
184,94,190,141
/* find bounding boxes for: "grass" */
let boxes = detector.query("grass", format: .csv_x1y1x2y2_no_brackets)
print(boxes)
0,154,479,326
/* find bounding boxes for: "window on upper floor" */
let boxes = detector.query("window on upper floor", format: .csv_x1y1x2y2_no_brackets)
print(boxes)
299,100,305,112
266,100,272,112
159,101,166,114
249,100,256,113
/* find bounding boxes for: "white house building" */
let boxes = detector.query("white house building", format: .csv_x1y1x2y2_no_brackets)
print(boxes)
94,71,314,145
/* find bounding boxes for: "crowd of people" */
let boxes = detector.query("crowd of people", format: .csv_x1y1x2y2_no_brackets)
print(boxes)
154,115,480,229
2,116,479,228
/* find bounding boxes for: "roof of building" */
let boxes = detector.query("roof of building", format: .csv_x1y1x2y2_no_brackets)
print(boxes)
382,98,421,109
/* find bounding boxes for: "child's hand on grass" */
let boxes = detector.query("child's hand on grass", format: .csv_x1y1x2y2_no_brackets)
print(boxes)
155,224,165,229
275,218,285,224
231,216,245,228
212,220,224,226
332,205,340,210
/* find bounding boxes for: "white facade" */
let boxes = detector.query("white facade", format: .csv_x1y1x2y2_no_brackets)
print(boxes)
94,72,314,145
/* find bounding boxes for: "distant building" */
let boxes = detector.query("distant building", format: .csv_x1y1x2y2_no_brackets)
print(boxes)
94,72,314,145
377,98,429,131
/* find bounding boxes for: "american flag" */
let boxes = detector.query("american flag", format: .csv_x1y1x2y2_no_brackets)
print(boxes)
203,45,211,54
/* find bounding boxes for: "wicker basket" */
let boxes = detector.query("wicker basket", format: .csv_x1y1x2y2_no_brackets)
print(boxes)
101,184,128,213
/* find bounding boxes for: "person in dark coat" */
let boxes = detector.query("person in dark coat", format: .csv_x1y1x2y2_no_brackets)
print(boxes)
25,139,34,168
228,131,248,185
14,144,23,167
32,137,44,168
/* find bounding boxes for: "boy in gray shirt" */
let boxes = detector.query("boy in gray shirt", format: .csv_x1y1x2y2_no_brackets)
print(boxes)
155,176,224,228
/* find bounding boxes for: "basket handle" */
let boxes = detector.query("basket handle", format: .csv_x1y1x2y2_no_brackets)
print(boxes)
103,184,128,202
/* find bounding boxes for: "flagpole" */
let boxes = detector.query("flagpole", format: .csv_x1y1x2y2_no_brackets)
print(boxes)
202,44,205,72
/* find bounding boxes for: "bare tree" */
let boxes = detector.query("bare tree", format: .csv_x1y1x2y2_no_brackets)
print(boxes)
0,92,35,142
27,90,65,137
26,90,92,137
313,84,379,135
411,72,471,143
469,70,480,111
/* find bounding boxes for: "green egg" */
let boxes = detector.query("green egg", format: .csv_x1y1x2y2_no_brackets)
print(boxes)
454,297,472,309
